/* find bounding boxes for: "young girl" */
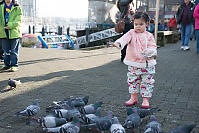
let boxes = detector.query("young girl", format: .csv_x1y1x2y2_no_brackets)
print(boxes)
113,12,157,108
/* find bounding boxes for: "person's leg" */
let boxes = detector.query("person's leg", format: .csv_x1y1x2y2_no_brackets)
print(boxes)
180,24,185,49
184,23,192,50
196,29,199,53
190,24,193,40
0,41,4,60
10,38,20,68
121,45,127,62
125,66,141,106
140,66,155,108
1,39,11,68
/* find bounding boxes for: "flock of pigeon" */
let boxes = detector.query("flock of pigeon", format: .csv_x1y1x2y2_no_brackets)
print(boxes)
9,79,197,133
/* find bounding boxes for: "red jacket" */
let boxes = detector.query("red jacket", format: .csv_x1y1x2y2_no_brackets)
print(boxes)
167,18,177,28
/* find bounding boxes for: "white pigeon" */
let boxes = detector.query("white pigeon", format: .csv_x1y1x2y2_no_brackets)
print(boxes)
15,99,40,117
110,117,126,133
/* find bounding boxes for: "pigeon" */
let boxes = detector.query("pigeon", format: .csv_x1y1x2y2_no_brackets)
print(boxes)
68,95,89,107
38,115,67,128
123,107,141,129
144,115,162,133
79,101,103,114
168,122,196,133
46,96,89,111
43,116,80,133
94,110,113,132
80,107,102,124
8,78,21,89
15,99,40,117
110,116,126,133
82,110,113,133
53,108,81,121
46,101,72,112
127,107,161,119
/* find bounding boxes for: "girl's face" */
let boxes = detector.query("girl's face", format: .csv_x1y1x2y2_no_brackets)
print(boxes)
5,0,12,4
134,18,147,33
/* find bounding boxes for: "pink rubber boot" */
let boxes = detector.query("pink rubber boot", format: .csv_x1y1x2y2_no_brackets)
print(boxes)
125,93,138,106
141,97,150,108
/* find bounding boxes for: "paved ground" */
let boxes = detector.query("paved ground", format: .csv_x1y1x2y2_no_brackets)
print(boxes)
0,40,199,133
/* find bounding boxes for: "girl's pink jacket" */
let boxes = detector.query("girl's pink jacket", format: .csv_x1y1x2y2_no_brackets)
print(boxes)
115,29,157,68
193,4,199,29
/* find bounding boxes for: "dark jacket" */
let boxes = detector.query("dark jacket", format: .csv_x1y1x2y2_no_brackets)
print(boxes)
176,2,194,24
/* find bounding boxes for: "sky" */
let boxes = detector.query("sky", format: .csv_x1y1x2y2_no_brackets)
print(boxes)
37,0,88,18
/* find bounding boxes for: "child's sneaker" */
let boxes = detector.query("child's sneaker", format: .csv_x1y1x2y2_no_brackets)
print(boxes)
0,65,10,71
10,66,19,72
125,93,138,106
141,98,149,108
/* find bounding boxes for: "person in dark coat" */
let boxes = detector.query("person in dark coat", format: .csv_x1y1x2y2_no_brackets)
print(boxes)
116,0,134,62
176,0,194,51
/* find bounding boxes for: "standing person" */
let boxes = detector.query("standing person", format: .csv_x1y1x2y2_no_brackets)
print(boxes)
0,0,22,72
112,12,157,108
176,0,194,51
116,0,134,62
193,3,199,54
167,15,177,31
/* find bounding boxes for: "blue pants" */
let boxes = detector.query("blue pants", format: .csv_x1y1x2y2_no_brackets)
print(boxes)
181,23,192,46
196,30,199,53
0,38,20,67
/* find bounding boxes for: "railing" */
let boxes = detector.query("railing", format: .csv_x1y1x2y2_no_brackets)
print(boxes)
75,28,121,48
38,34,74,49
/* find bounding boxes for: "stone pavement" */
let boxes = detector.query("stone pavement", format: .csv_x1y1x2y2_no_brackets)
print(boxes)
0,40,198,133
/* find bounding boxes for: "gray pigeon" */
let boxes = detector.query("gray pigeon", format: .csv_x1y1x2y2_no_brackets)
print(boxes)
46,96,89,111
67,95,89,107
15,99,40,117
46,101,72,112
43,116,80,133
168,122,196,133
79,101,103,114
54,108,81,121
80,107,101,124
123,107,141,129
144,115,162,133
127,107,161,119
94,110,113,132
82,111,113,133
38,115,67,128
8,78,21,89
110,116,126,133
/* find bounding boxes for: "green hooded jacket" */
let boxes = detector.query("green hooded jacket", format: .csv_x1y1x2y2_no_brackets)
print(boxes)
0,2,22,39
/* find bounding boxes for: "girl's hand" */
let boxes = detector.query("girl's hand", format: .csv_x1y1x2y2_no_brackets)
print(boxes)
109,42,121,49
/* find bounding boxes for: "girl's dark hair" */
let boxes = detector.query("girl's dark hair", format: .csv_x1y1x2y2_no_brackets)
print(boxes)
134,12,150,23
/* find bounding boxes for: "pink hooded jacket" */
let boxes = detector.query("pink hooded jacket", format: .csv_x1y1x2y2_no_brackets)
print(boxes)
193,4,199,29
115,29,157,68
